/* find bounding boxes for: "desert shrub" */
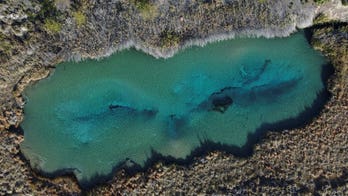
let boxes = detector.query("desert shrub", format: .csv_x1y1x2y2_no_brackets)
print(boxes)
0,33,12,55
313,13,330,24
131,0,158,19
73,11,86,27
160,31,181,48
54,0,71,11
44,19,61,33
37,0,60,20
27,0,63,34
133,0,150,9
314,0,329,4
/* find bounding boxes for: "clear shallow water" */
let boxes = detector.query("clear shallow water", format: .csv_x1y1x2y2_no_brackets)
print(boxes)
21,32,326,183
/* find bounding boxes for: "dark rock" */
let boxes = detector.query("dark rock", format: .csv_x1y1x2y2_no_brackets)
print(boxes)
211,95,233,113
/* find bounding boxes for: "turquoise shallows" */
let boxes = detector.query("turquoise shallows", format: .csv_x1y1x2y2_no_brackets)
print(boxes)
21,32,326,183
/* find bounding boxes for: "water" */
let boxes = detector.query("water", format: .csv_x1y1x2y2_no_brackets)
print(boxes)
20,32,326,184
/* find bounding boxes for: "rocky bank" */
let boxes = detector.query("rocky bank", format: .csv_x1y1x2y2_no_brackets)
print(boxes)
89,24,348,195
0,0,348,194
1,0,347,130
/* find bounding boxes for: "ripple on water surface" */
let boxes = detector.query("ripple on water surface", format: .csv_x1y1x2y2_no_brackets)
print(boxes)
21,32,327,184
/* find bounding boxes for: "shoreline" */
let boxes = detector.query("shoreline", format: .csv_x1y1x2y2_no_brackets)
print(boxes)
1,27,346,192
68,27,302,61
1,0,344,129
90,25,348,193
0,0,348,194
18,61,334,189
11,31,335,190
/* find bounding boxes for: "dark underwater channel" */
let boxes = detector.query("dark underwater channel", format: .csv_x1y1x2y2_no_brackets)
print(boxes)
20,32,330,187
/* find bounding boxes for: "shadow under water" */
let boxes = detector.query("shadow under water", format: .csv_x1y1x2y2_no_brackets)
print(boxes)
18,32,332,189
79,63,333,189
